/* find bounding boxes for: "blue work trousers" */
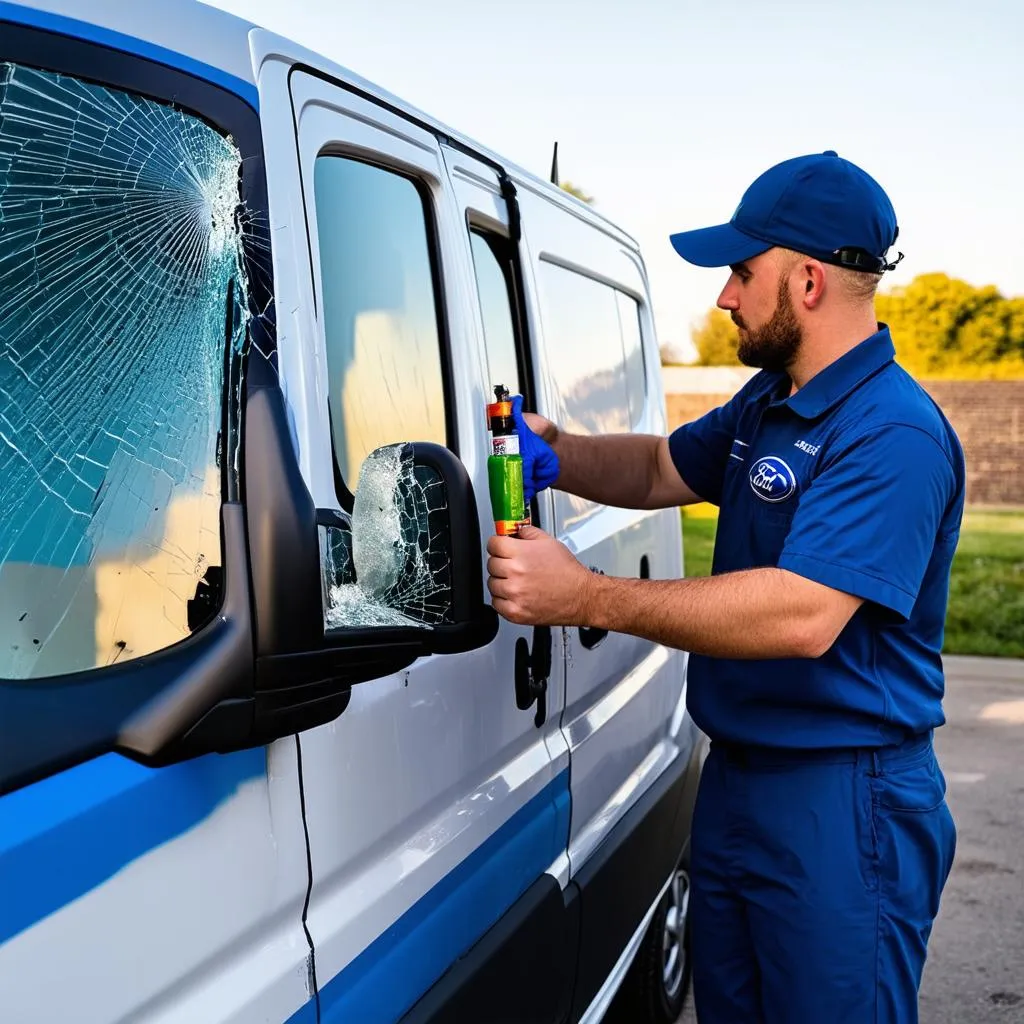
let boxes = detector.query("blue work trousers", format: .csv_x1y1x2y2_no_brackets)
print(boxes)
690,733,956,1023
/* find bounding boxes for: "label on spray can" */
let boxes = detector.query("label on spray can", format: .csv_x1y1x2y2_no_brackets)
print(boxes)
491,434,521,457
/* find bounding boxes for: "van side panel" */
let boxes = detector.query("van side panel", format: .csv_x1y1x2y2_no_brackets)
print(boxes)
0,748,315,1024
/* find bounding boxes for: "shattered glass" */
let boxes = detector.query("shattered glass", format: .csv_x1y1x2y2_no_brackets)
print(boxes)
321,444,453,630
0,62,248,678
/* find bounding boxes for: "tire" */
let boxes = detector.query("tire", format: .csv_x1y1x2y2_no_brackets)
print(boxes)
608,867,692,1023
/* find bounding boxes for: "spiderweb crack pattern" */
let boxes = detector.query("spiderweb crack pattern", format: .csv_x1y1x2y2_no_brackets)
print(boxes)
323,444,453,630
0,62,248,677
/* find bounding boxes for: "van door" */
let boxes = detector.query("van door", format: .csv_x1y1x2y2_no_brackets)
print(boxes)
439,142,566,743
280,68,571,1023
514,185,695,1014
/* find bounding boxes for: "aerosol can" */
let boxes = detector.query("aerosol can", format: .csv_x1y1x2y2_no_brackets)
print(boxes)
486,385,530,537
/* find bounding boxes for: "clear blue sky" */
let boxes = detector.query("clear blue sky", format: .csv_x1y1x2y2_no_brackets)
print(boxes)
205,0,1024,360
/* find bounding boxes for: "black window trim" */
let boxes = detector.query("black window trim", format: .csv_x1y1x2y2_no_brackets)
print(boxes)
614,288,650,423
467,224,534,410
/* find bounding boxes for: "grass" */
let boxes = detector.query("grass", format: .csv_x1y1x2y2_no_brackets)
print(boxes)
944,509,1024,657
681,505,1024,659
680,503,718,580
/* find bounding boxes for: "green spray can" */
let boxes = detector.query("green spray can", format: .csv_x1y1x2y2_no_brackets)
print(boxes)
486,384,529,536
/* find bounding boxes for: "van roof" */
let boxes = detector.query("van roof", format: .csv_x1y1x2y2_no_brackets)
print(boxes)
4,0,641,251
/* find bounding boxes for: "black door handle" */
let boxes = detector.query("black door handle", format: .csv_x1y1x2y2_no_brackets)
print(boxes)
514,626,549,727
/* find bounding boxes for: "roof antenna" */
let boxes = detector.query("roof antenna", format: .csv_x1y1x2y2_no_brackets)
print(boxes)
550,141,559,187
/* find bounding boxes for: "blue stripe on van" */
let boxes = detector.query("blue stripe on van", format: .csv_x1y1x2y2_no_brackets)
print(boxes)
0,749,266,945
297,768,571,1024
0,1,260,110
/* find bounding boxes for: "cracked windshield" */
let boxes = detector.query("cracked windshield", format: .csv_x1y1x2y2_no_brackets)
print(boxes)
0,62,247,679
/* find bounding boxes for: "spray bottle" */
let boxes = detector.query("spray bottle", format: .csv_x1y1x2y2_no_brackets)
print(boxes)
486,384,530,537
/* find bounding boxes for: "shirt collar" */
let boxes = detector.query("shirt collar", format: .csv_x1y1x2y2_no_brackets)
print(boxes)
770,324,896,420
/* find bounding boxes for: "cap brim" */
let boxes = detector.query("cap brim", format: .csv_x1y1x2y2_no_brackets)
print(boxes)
669,222,771,268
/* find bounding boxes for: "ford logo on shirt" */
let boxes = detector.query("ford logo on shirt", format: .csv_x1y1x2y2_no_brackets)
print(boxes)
749,456,796,503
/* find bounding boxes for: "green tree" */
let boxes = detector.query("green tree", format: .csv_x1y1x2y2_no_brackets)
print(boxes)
560,180,593,204
692,308,740,365
876,273,1024,378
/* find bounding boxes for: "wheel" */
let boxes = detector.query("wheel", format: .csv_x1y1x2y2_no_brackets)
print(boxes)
609,867,692,1023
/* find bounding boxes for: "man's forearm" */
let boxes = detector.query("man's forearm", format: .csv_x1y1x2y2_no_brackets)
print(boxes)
551,430,666,509
584,567,856,659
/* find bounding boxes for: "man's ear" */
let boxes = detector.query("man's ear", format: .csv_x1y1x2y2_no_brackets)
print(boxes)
800,259,827,310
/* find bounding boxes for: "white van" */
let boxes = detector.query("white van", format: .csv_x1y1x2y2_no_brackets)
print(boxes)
0,2,706,1021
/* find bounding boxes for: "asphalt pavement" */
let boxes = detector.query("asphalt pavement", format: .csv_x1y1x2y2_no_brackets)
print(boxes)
920,656,1024,1023
675,654,1024,1024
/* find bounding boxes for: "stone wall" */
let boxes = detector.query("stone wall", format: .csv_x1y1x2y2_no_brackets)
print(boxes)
665,377,1024,507
924,382,1023,506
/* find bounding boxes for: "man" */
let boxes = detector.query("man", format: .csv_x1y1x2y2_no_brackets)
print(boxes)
487,151,963,1022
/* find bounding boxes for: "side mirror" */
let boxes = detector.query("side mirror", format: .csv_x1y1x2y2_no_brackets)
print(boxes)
243,383,497,705
319,442,499,654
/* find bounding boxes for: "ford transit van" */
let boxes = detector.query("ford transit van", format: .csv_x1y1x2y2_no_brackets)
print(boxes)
0,3,706,1021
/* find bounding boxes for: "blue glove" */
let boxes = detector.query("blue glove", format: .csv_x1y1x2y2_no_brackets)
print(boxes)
512,395,560,504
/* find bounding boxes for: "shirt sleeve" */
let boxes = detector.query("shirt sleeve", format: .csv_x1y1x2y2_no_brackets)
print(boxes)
778,425,957,620
668,375,765,506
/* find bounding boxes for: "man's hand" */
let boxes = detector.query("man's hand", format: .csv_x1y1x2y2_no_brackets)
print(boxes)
511,396,560,503
487,526,595,626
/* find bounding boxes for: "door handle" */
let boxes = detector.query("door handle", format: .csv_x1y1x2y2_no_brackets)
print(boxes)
578,625,607,650
514,625,549,727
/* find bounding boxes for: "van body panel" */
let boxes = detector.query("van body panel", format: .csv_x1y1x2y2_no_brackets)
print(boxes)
0,0,258,100
0,747,315,1023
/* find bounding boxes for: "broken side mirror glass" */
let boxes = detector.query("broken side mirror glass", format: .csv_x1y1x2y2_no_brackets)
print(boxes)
318,442,498,654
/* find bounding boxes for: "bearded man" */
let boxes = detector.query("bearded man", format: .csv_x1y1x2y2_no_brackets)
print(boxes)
487,151,964,1023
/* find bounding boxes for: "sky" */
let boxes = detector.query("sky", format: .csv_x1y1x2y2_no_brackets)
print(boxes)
205,0,1024,360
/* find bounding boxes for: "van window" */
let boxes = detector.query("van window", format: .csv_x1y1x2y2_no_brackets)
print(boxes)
536,262,632,437
616,291,647,428
0,61,246,679
314,157,448,494
469,231,522,395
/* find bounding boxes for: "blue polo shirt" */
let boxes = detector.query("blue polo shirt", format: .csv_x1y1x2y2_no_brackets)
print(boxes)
669,326,966,750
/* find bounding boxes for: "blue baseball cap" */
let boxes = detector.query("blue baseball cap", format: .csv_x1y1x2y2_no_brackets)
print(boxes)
670,150,901,273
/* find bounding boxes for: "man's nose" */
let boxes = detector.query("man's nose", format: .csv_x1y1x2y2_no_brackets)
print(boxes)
717,279,740,311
